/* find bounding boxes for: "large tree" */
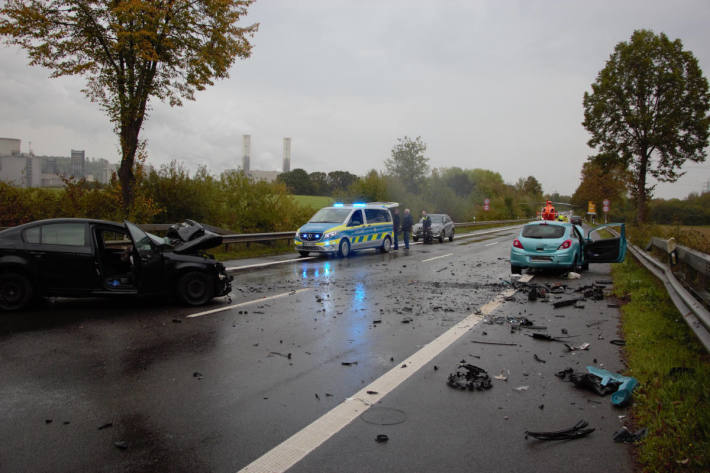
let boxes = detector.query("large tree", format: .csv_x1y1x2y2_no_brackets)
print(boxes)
571,160,629,214
583,29,710,223
385,136,429,193
0,0,258,210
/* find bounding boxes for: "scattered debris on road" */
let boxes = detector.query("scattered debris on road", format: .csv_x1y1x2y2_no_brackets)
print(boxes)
375,434,389,443
553,298,580,309
98,422,113,430
564,342,590,352
341,361,358,366
113,441,128,450
613,426,647,443
447,363,492,391
525,420,595,441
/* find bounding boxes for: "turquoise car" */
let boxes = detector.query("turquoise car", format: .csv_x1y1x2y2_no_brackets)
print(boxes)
510,221,626,274
294,203,395,257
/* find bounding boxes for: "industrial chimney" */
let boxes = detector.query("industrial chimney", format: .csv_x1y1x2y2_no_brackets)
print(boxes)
242,134,251,174
282,137,291,172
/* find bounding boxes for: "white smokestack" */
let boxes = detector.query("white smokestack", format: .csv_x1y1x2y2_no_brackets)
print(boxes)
242,134,251,173
282,137,291,172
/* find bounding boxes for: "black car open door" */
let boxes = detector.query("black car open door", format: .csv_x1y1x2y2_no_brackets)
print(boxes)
124,221,164,294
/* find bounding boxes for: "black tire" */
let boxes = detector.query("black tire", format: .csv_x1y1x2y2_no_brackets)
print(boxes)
298,251,309,257
582,261,589,271
0,272,33,311
449,230,454,242
177,271,214,306
338,239,351,258
438,232,444,243
380,236,392,253
511,264,522,275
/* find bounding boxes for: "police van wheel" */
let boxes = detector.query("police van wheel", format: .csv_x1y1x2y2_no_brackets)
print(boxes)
298,251,309,257
338,239,351,258
380,236,392,253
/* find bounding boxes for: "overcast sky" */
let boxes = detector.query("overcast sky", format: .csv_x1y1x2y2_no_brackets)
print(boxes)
2,0,710,199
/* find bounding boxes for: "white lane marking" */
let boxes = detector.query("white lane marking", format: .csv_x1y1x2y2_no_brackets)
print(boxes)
237,273,534,473
226,257,316,272
484,241,499,247
186,288,311,319
421,253,454,263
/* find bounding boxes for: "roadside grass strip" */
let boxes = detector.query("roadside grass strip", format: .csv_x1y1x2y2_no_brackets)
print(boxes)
186,289,312,319
612,257,710,472
238,275,533,473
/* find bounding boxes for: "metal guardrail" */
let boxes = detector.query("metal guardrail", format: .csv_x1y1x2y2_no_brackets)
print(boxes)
648,237,710,305
454,218,530,227
628,241,710,352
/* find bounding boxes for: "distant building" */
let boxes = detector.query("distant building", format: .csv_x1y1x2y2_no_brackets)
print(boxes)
0,137,21,156
71,149,85,178
249,170,281,183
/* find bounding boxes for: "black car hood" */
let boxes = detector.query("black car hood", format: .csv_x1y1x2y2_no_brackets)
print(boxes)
167,220,223,254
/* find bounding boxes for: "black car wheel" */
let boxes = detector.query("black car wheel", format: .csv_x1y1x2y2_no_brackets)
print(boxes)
438,231,444,243
338,239,351,257
0,273,33,311
449,230,454,242
511,264,522,275
177,271,214,306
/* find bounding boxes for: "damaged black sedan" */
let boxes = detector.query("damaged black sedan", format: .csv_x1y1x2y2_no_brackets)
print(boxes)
0,218,232,310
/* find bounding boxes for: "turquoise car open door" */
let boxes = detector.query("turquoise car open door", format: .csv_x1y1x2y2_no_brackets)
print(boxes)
584,223,627,263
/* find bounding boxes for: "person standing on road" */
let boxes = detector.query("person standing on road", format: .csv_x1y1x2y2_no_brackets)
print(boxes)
392,207,401,250
401,208,413,249
421,210,433,244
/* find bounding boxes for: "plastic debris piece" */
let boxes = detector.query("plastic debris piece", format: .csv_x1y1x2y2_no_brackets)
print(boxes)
366,390,379,395
341,361,358,366
447,363,493,391
493,370,509,381
514,385,529,392
553,298,580,308
565,342,590,351
193,371,203,380
613,426,647,443
375,434,389,443
586,366,638,406
525,419,595,441
610,339,626,346
534,354,547,363
113,441,128,450
567,272,581,279
98,422,113,430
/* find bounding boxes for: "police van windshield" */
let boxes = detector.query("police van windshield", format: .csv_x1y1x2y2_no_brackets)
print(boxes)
309,208,352,223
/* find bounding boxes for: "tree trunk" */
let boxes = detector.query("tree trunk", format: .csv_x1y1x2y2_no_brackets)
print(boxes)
636,153,649,225
118,122,140,214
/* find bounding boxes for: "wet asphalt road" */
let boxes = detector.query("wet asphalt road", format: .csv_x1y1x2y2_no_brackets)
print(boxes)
0,227,634,473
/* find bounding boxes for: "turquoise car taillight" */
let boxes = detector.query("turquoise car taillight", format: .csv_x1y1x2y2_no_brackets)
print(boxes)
513,239,523,249
558,239,572,250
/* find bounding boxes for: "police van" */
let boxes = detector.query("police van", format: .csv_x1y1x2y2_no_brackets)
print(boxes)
294,202,397,257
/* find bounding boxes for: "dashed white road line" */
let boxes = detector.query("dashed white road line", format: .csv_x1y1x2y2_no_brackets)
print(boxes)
484,241,499,247
421,253,454,263
186,288,311,319
237,274,534,473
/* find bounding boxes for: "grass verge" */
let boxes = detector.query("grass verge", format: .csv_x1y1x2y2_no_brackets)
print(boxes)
612,256,710,472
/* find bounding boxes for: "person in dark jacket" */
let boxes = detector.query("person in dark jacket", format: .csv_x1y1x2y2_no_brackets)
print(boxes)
401,208,413,249
392,207,401,250
421,210,433,244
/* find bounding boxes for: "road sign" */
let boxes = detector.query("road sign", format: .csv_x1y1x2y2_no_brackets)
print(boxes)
603,199,610,206
484,198,490,205
483,204,489,211
603,205,609,213
587,201,596,215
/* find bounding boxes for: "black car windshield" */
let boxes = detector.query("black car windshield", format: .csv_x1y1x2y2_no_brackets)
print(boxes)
522,224,566,239
309,208,352,223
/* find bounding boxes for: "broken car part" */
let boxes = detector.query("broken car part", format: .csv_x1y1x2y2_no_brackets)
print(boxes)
447,363,492,391
525,420,595,441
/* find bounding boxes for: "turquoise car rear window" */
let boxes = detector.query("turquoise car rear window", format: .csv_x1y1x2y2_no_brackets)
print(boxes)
522,224,565,239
